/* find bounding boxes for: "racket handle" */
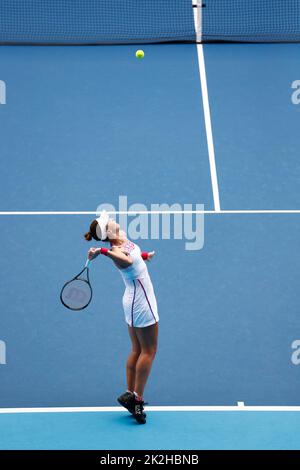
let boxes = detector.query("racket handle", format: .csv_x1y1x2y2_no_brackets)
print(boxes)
85,259,91,268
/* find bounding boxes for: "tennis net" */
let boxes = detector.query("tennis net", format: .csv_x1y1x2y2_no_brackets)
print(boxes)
0,0,196,44
0,0,299,44
202,0,300,42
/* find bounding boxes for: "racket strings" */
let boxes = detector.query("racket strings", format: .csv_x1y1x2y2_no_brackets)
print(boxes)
61,278,92,310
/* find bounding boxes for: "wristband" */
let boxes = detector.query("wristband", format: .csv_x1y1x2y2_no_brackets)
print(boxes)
100,247,109,256
141,252,148,260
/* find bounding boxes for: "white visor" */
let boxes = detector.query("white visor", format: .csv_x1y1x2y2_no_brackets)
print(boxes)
95,210,109,241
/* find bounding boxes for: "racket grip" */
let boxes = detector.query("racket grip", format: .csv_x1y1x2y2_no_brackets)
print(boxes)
85,259,91,268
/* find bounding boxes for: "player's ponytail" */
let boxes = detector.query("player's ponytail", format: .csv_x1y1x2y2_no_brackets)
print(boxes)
84,231,93,241
84,219,101,241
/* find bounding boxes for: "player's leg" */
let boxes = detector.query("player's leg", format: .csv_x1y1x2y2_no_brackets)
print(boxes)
117,325,142,413
126,325,141,392
134,323,158,399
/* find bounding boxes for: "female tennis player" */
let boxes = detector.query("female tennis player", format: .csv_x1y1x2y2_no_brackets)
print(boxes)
84,210,159,425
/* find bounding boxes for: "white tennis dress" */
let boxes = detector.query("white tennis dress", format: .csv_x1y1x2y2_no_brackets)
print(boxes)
118,240,159,328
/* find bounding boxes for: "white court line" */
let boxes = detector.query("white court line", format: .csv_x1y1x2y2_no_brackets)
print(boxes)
193,0,220,211
0,210,300,215
196,44,221,212
0,406,300,414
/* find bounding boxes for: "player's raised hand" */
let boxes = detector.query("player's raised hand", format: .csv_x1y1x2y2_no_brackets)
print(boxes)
88,247,100,260
147,251,155,261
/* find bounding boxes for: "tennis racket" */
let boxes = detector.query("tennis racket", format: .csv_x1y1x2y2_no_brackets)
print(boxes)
60,259,92,311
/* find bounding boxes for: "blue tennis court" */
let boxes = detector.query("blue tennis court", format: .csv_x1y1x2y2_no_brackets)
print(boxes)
0,0,300,451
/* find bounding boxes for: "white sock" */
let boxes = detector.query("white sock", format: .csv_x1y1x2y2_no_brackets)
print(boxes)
134,391,143,401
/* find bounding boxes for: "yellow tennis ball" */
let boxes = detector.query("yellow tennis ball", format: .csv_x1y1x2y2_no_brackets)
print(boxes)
136,50,145,59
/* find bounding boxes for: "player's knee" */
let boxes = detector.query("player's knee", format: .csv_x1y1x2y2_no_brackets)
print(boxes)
129,350,141,361
143,348,157,359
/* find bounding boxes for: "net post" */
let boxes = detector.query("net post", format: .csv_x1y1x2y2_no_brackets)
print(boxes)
193,1,202,43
